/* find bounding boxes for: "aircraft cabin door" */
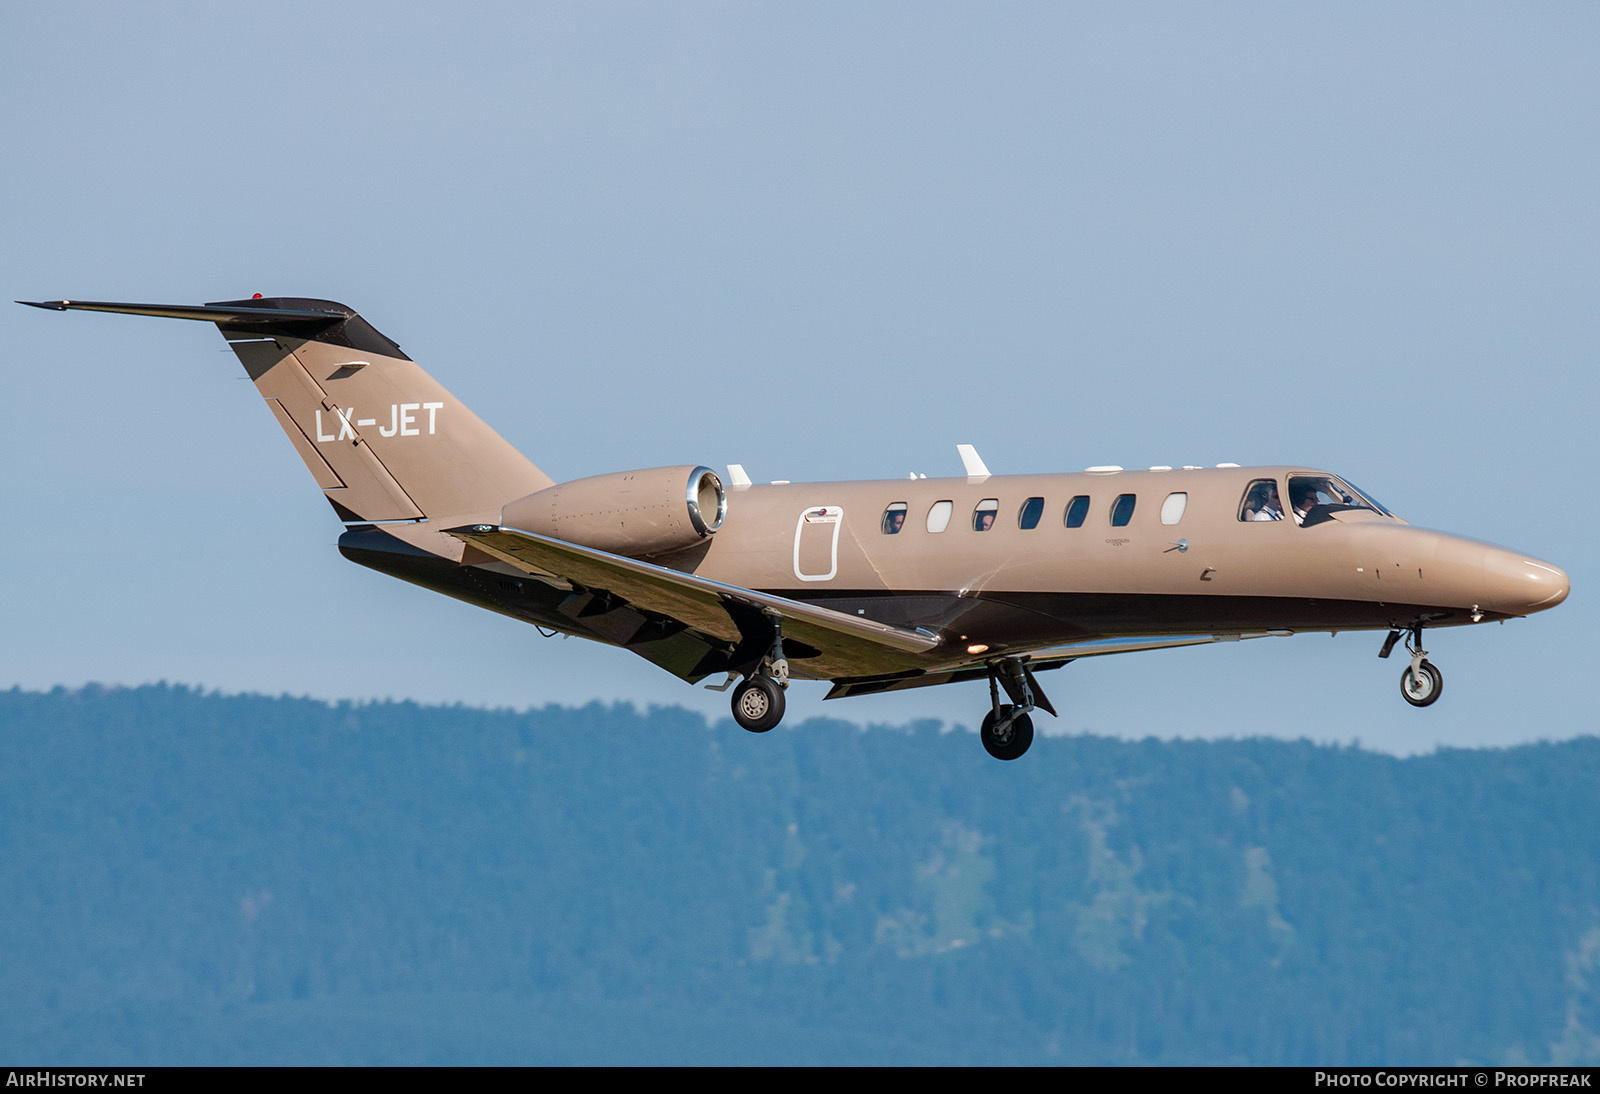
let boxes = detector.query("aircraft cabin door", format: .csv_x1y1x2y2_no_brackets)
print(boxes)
794,506,843,582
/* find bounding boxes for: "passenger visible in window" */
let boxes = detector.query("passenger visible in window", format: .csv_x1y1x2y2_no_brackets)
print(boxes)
973,499,999,532
1241,480,1283,521
881,503,908,534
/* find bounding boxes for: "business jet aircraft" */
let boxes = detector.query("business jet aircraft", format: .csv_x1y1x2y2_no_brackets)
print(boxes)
22,296,1570,760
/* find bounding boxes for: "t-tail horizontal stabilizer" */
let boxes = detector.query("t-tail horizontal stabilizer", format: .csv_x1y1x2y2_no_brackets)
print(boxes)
21,296,551,528
19,298,350,325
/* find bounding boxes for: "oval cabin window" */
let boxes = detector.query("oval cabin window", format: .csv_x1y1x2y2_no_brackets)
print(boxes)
1018,496,1044,529
1160,492,1188,526
1110,494,1137,527
1064,495,1090,528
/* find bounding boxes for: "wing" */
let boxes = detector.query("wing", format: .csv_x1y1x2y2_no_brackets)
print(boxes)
449,524,1290,695
446,524,941,682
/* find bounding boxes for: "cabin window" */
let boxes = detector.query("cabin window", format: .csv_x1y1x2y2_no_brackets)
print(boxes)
1064,495,1090,528
1239,479,1283,522
973,498,999,531
1110,494,1137,527
1018,496,1044,530
880,502,908,534
1160,492,1188,526
926,500,953,533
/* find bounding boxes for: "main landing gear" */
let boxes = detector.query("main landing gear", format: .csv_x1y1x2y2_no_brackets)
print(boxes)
1380,625,1444,708
732,674,785,732
981,705,1033,761
730,612,789,734
980,658,1056,761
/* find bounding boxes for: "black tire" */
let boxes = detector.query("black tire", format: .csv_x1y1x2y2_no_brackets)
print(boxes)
732,676,785,732
1400,659,1443,707
980,706,1034,761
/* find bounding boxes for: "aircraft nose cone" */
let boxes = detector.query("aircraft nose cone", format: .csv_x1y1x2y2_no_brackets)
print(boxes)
1483,550,1569,615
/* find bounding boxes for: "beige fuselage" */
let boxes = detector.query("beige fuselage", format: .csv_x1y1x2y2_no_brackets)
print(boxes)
664,467,1563,676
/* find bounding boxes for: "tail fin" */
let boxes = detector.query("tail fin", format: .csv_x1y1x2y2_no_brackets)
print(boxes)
22,297,553,524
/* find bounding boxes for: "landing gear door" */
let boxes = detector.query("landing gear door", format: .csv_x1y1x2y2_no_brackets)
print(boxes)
794,506,843,582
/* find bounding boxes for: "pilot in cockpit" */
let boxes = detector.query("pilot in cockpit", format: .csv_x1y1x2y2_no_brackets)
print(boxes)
1248,481,1283,521
1290,482,1319,525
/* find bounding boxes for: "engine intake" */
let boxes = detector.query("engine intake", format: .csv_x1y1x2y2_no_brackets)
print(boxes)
501,465,726,558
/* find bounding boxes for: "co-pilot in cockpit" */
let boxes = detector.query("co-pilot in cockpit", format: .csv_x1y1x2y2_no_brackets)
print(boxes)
1240,474,1395,527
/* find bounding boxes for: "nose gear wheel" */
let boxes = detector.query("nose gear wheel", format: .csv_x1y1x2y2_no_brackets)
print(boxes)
1400,659,1443,707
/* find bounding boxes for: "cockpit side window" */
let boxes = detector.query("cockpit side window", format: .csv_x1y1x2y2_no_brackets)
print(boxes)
1239,479,1284,522
881,502,908,534
973,499,999,531
1287,474,1387,528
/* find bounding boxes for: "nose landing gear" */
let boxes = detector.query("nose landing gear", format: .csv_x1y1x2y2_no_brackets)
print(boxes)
1400,658,1443,707
1381,626,1444,708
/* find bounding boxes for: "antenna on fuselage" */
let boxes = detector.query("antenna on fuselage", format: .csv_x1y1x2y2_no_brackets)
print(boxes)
957,444,991,480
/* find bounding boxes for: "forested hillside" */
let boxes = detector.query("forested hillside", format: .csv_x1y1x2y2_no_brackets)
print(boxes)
2,684,1596,1065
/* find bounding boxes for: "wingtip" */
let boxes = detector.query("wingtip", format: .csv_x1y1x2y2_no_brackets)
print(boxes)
17,300,68,310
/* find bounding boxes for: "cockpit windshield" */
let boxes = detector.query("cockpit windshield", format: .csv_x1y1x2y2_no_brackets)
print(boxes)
1287,474,1393,527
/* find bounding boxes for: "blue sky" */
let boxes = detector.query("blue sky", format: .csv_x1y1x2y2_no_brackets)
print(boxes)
3,2,1594,752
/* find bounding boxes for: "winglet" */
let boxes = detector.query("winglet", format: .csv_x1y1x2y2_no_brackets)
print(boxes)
726,463,752,487
957,444,990,479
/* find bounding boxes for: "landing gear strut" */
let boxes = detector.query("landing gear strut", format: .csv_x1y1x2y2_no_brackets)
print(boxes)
1382,626,1444,708
979,657,1054,761
731,611,790,733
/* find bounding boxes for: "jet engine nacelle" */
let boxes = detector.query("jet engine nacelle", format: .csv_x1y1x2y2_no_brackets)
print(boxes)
501,464,726,558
